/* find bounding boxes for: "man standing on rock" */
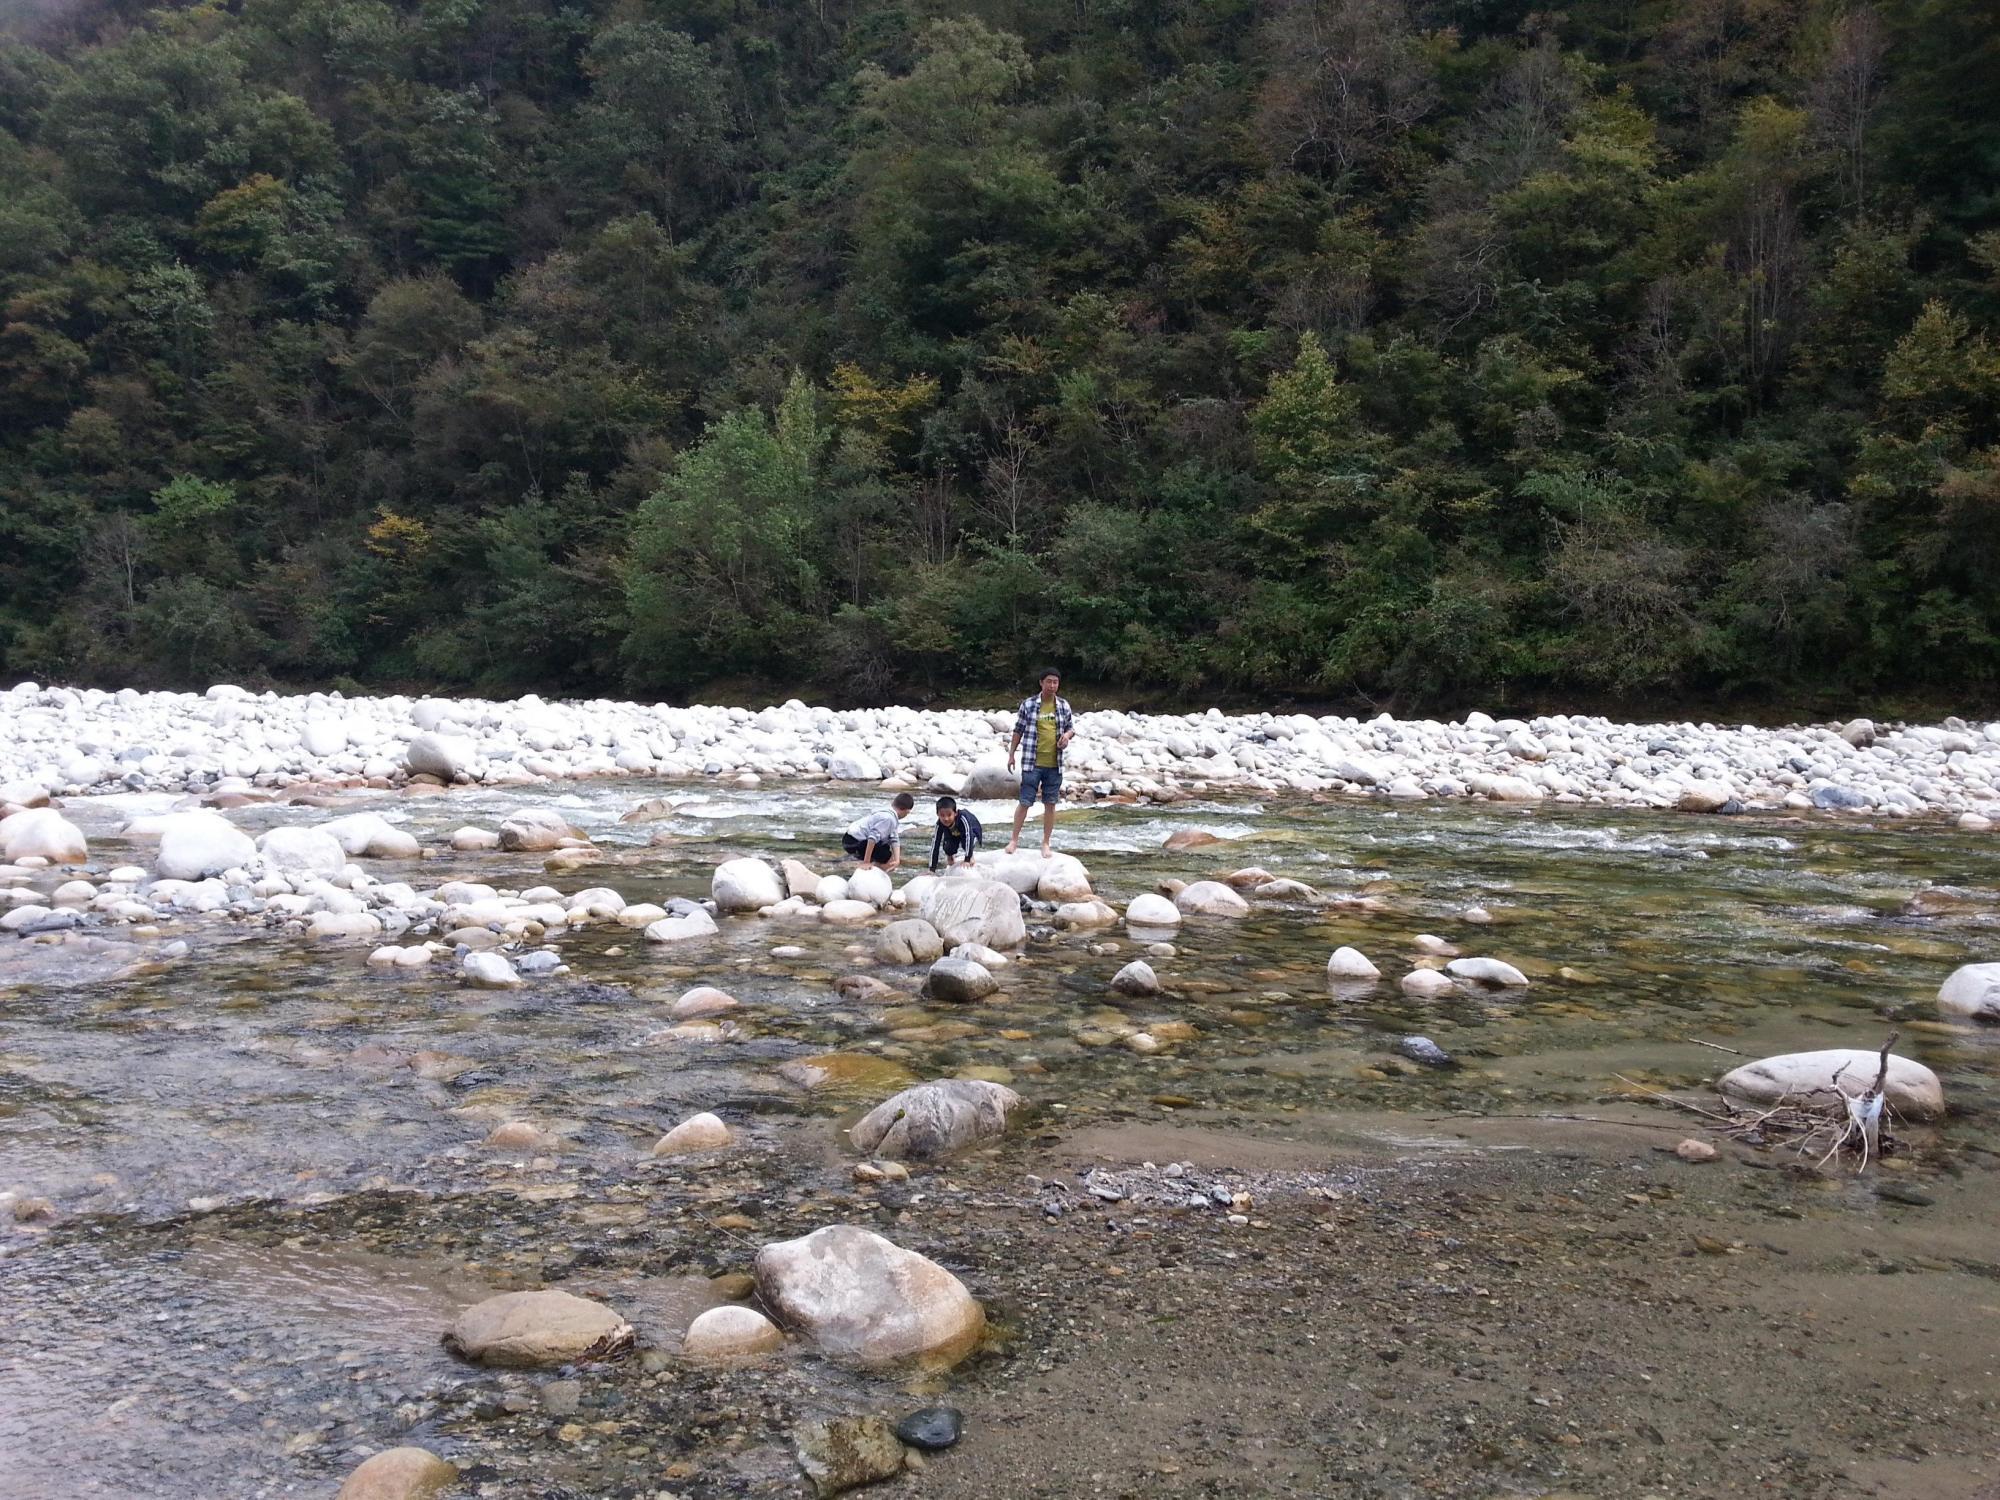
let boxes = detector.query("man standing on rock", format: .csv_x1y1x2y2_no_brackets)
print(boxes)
1006,668,1074,856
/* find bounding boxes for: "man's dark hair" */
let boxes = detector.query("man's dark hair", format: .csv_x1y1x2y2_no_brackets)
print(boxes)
935,795,958,812
1037,667,1062,683
892,792,916,812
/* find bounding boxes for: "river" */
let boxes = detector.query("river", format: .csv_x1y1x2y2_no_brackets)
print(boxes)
2,780,1997,1498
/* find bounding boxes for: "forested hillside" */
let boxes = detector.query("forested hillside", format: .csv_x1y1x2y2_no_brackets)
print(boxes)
1,0,1996,708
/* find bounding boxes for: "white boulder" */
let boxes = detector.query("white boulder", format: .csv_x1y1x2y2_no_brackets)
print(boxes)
849,1079,1021,1160
1719,1049,1944,1120
919,878,1026,950
754,1224,986,1370
713,858,783,913
154,812,256,881
1327,947,1380,980
1938,964,2000,1020
257,825,347,877
0,808,88,864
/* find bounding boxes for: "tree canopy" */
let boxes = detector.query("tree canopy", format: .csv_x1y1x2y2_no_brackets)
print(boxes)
1,0,1995,710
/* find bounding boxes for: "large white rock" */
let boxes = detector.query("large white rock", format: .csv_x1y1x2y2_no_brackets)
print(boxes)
257,825,347,877
683,1304,784,1359
875,918,944,965
1467,773,1543,802
1676,780,1734,813
919,878,1026,950
646,908,720,943
1719,1049,1944,1120
713,858,784,913
499,808,582,852
0,808,87,864
1125,893,1181,928
444,1289,633,1368
405,732,473,780
1446,956,1529,987
154,812,256,881
847,866,893,907
308,911,382,940
754,1224,986,1370
1938,964,2000,1020
781,858,821,898
651,1111,733,1155
1173,880,1249,917
1327,947,1380,980
462,952,523,989
959,755,1018,800
1035,852,1093,902
300,720,348,759
1110,960,1159,996
1400,968,1457,997
319,813,422,859
825,747,883,780
849,1078,1021,1160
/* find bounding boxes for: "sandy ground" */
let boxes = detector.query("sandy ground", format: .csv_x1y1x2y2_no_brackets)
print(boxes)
871,1110,2000,1500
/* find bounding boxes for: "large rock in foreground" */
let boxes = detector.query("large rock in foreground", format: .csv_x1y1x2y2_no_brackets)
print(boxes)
1938,964,2000,1021
919,878,1025,951
335,1447,458,1500
755,1224,986,1370
1718,1049,1945,1120
443,1289,634,1368
713,858,784,912
849,1079,1021,1160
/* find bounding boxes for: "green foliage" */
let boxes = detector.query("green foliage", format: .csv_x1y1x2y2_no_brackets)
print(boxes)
0,0,1996,707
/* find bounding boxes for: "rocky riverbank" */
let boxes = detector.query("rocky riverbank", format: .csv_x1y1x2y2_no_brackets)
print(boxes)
3,682,1998,822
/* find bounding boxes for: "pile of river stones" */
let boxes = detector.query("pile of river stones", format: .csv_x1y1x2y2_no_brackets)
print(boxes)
332,1222,981,1499
4,680,2000,821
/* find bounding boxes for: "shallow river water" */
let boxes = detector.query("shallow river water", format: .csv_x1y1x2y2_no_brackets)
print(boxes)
3,780,1998,1498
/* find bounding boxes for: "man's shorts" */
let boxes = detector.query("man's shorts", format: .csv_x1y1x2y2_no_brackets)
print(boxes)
841,833,896,865
1019,766,1062,806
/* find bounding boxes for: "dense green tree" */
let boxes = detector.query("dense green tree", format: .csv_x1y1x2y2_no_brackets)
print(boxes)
0,0,1995,710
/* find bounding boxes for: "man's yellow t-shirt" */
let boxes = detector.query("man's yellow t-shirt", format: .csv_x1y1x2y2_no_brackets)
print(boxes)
1035,704,1059,768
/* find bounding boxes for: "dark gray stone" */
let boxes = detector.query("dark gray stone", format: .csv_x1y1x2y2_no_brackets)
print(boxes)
894,1406,963,1451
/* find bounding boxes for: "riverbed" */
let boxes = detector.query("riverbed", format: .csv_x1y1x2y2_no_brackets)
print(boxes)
3,779,1998,1498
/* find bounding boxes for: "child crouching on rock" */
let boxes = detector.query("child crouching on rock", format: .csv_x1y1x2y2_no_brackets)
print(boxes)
929,796,982,872
843,792,915,870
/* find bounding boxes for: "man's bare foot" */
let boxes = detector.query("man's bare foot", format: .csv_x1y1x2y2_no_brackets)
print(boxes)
1040,844,1054,858
1004,841,1018,854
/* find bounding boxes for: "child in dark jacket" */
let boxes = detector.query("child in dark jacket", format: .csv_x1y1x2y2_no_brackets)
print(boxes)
928,796,983,871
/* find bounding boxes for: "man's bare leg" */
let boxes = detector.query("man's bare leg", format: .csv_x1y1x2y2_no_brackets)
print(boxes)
1040,800,1056,856
1006,801,1029,854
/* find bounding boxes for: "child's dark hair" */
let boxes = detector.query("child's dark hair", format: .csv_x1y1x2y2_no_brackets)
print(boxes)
935,795,958,812
892,792,916,812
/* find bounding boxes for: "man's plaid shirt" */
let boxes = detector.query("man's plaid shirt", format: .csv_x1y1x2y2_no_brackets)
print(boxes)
1014,694,1075,766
